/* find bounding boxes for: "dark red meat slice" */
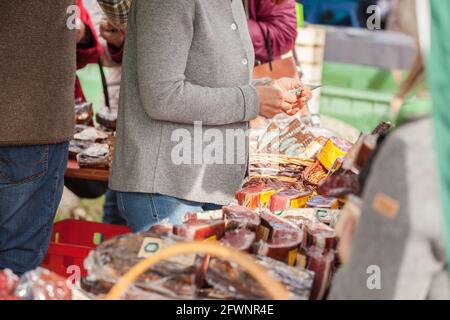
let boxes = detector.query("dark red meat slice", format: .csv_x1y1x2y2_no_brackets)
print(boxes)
222,229,256,252
222,205,260,231
173,219,225,241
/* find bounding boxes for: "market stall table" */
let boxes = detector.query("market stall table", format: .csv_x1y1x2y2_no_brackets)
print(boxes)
65,158,110,182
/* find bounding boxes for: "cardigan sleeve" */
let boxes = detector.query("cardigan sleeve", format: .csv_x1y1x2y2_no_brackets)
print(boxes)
135,0,259,125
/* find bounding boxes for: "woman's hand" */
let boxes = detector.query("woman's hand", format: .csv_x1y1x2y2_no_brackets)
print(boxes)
256,84,298,119
272,78,313,116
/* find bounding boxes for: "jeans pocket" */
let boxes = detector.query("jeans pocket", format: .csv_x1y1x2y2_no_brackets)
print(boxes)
0,145,49,185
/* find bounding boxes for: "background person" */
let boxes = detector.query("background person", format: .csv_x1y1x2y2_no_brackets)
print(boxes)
109,0,311,232
0,1,75,275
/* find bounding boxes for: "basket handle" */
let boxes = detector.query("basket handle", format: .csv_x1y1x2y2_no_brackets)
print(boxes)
106,241,289,300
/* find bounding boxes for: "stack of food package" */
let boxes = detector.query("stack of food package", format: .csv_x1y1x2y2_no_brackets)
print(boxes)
70,100,117,169
1,117,391,300
0,268,73,300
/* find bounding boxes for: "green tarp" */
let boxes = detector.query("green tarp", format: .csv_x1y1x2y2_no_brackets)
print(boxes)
428,0,450,268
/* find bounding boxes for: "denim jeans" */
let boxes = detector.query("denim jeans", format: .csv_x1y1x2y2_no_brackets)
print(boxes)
0,142,69,275
103,189,127,226
116,192,222,232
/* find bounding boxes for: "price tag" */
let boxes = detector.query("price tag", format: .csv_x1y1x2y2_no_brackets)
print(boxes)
138,238,164,258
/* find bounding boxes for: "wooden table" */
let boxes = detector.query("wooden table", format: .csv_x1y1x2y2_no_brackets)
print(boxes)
65,159,110,182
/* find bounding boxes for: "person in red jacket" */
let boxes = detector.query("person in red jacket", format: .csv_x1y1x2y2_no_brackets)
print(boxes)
75,0,103,101
245,0,298,65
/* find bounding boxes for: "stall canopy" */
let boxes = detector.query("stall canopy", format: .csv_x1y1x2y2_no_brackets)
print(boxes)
427,0,450,269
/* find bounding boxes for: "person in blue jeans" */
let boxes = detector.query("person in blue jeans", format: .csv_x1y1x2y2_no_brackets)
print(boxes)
0,2,75,275
0,144,69,275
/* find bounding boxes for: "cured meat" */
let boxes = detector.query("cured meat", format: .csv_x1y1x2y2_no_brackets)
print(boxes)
15,268,72,300
222,229,256,252
254,211,304,265
222,205,260,231
305,248,335,300
205,255,314,300
77,143,109,168
84,232,199,299
307,195,339,209
305,222,337,253
75,101,94,126
73,126,109,143
69,139,92,158
318,171,360,197
235,184,276,210
173,219,225,241
96,106,118,131
269,189,311,213
0,269,19,298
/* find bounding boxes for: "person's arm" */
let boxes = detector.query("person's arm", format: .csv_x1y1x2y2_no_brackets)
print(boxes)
77,0,103,69
135,0,259,125
248,0,298,62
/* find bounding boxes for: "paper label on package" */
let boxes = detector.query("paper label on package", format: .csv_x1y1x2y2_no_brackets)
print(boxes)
195,210,223,220
372,193,400,219
260,190,276,205
288,249,298,266
138,237,165,258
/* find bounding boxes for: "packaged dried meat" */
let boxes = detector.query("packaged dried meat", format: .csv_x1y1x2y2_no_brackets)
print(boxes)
15,268,72,300
317,137,352,171
205,255,314,300
173,219,225,241
77,143,109,168
235,185,276,210
96,106,118,131
222,229,256,252
0,269,19,299
305,248,335,300
317,171,360,198
84,232,195,288
73,127,109,143
305,222,337,253
254,211,304,265
269,189,311,213
75,101,94,126
279,209,316,230
307,195,339,209
222,204,260,231
69,139,92,158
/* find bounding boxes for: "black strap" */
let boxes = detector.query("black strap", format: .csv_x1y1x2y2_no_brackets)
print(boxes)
98,59,111,110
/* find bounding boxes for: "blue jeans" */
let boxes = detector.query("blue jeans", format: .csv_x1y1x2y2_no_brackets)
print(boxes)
102,189,127,226
116,192,222,232
0,143,69,275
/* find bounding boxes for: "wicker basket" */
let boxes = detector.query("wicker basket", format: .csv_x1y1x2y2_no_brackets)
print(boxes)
106,242,289,300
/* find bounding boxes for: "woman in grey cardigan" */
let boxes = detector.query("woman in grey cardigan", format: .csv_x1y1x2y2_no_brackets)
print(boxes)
109,0,310,232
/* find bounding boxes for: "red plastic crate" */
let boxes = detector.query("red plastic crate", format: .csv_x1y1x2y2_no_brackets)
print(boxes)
41,220,130,277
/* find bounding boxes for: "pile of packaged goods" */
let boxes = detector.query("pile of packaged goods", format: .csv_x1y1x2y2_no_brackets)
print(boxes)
0,268,72,300
81,207,316,300
70,100,117,169
1,117,391,301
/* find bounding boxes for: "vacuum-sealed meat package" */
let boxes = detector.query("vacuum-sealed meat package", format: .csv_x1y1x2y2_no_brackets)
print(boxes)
205,255,314,300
